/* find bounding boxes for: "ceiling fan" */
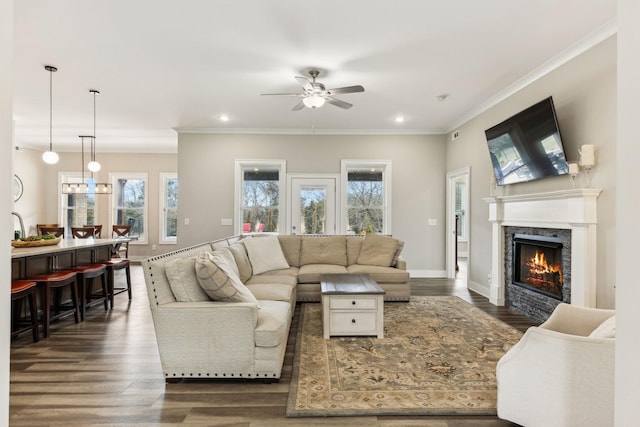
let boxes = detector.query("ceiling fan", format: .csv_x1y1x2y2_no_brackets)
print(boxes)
261,69,364,111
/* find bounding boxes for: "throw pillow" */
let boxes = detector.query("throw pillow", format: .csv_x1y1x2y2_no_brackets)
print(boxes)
357,233,400,267
227,243,253,283
243,236,289,275
589,315,616,338
165,257,211,302
391,240,405,266
195,250,259,305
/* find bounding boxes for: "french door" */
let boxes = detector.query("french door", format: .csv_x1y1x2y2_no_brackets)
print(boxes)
287,174,339,235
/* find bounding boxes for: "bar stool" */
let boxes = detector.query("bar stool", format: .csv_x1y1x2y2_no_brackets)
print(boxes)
11,280,40,343
71,226,95,239
73,263,109,320
39,226,65,238
30,270,80,339
70,228,109,319
37,223,59,236
103,258,132,308
84,224,102,238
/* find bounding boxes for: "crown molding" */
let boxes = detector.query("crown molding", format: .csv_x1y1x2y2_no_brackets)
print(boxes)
446,19,618,133
174,127,447,136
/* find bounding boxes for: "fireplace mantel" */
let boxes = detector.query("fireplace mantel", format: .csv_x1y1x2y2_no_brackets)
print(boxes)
484,188,602,307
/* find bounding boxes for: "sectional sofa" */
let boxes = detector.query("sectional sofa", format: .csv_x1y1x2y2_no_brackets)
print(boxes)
142,233,408,381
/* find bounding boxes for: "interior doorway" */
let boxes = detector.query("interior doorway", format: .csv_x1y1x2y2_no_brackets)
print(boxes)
446,167,470,282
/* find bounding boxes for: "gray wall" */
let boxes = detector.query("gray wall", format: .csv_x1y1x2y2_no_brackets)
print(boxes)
177,133,447,275
446,35,616,308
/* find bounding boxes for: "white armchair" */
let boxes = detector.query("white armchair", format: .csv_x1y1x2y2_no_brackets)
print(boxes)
497,303,615,427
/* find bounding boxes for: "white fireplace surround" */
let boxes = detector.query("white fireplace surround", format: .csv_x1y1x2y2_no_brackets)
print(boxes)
485,188,602,307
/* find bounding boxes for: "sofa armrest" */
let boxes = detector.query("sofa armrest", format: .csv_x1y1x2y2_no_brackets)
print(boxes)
151,302,260,376
539,303,615,336
395,258,407,270
497,325,614,427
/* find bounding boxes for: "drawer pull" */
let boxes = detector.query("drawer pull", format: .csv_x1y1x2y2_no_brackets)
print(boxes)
352,318,356,323
352,300,356,305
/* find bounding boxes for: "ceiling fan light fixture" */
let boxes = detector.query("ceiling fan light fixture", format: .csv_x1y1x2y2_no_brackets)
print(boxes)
303,94,325,109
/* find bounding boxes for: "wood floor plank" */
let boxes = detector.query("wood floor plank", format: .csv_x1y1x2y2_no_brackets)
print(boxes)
10,264,527,426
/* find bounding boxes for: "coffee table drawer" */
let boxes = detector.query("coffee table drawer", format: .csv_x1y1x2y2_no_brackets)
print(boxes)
329,296,378,310
329,311,378,334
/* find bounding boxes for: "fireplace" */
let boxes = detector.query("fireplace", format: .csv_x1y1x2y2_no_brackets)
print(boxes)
513,234,563,300
485,189,602,321
504,227,571,322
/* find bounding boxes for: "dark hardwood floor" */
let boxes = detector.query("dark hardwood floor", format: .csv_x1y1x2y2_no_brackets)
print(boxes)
10,263,535,426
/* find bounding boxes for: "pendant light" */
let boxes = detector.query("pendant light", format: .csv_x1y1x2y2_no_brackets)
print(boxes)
61,136,112,194
42,65,59,164
87,89,101,172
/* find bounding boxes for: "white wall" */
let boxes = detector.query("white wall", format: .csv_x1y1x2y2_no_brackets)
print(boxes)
1,0,12,424
177,133,448,276
615,0,640,422
446,35,617,308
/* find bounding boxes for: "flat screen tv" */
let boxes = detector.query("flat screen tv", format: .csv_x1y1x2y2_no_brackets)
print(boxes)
485,96,569,186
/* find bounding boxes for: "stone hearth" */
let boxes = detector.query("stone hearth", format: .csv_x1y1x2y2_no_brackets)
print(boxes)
485,189,602,312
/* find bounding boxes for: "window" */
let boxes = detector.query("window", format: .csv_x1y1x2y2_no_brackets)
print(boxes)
235,160,286,234
341,160,392,235
60,173,97,238
111,173,148,243
160,173,178,244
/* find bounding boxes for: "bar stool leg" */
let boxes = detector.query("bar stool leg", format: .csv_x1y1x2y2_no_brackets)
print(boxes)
28,290,40,342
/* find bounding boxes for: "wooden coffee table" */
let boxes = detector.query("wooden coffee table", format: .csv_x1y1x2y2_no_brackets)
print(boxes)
320,274,385,339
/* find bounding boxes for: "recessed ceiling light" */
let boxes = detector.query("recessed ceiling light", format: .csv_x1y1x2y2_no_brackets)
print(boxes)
394,116,405,123
219,114,230,122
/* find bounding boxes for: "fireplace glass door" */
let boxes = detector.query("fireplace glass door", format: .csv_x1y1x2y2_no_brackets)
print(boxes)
513,234,564,300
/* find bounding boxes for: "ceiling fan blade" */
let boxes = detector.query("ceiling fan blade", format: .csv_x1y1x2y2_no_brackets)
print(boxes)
295,76,314,92
327,85,364,95
326,96,353,109
260,92,303,97
292,100,305,111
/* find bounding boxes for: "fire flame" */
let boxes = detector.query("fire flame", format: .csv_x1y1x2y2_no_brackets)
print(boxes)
527,250,562,283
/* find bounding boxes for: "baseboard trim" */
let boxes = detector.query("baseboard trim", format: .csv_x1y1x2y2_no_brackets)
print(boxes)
409,269,447,278
468,280,491,299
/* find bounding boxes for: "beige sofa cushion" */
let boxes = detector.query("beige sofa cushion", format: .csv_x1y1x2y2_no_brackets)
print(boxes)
165,257,210,302
347,264,410,283
300,236,347,266
244,236,290,275
357,233,400,267
254,300,291,347
245,273,297,287
298,264,349,283
589,316,616,338
195,250,259,305
277,235,301,267
246,283,295,304
228,243,253,282
346,236,364,265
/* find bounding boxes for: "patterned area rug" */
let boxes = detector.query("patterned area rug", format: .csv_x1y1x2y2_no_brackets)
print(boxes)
287,296,522,417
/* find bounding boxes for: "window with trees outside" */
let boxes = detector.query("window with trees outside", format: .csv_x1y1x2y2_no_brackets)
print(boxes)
341,160,392,235
111,173,147,243
235,160,285,234
60,173,97,238
160,173,178,244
